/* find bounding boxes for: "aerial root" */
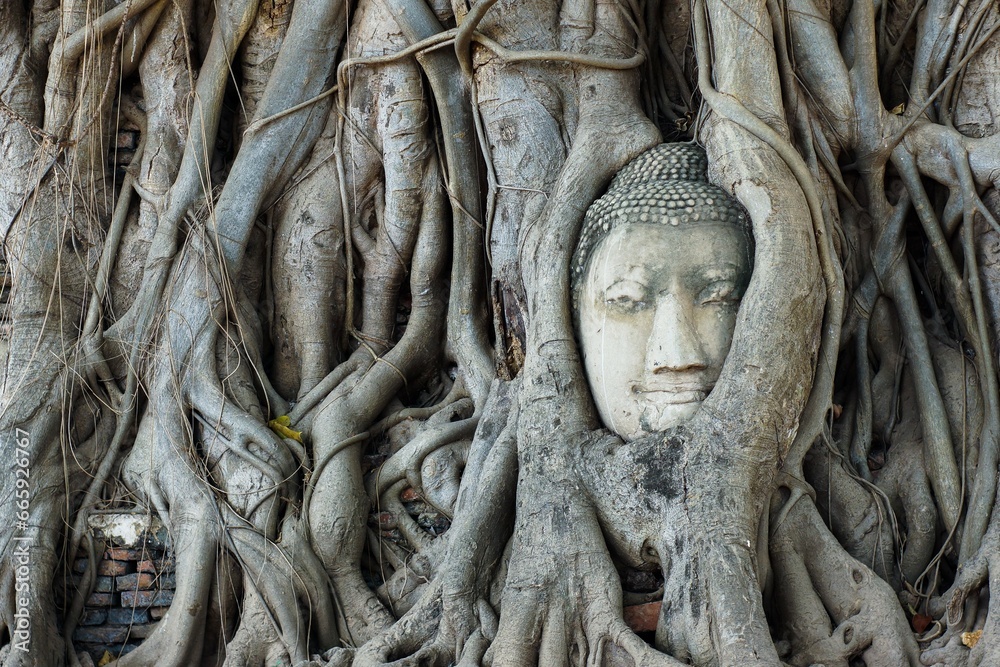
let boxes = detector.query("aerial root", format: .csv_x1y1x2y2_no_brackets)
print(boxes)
351,581,443,666
229,515,340,649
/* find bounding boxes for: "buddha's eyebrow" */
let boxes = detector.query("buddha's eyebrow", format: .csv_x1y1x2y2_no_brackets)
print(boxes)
678,263,745,291
602,267,649,290
697,263,743,280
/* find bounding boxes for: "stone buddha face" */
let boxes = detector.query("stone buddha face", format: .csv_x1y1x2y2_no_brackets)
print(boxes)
572,143,752,441
577,222,751,440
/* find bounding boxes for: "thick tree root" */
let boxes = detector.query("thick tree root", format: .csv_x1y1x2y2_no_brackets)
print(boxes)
770,491,921,666
923,519,1000,666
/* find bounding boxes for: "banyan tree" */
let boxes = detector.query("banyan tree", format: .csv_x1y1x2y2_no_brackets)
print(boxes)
3,0,1000,665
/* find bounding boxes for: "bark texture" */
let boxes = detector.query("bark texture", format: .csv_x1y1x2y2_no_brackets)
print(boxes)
1,0,1000,666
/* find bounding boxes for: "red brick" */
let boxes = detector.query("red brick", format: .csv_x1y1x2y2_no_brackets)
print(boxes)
623,601,661,633
95,560,127,576
105,547,154,561
73,626,129,643
136,557,174,574
124,622,158,639
116,573,156,591
400,487,420,502
120,589,173,607
85,592,114,606
115,131,139,150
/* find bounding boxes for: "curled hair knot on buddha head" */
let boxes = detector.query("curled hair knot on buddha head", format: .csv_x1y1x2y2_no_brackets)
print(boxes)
571,143,754,310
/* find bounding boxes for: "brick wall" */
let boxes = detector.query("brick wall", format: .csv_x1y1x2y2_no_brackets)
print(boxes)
70,515,174,664
111,128,140,181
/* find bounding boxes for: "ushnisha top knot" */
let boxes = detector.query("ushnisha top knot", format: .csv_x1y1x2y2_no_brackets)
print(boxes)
571,143,752,297
608,142,709,189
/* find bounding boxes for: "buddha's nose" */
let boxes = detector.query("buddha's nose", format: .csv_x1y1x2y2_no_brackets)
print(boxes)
646,294,708,373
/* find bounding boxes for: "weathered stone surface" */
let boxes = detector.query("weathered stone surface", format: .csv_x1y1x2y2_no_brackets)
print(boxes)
149,607,169,620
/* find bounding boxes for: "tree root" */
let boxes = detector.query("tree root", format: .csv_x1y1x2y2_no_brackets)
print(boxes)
770,491,921,666
491,492,681,667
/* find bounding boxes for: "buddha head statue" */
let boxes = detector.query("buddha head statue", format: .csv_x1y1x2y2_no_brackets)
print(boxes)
572,143,754,441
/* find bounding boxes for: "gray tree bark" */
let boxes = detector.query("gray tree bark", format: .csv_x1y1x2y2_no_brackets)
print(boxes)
2,0,1000,665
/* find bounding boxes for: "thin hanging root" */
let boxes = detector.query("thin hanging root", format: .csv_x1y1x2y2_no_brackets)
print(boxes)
885,17,1000,154
63,373,139,637
851,313,874,481
381,0,493,406
226,521,339,661
949,144,1000,560
894,141,1000,553
82,125,148,342
106,0,261,351
869,159,964,535
223,516,336,664
64,533,100,666
58,0,163,63
113,491,219,667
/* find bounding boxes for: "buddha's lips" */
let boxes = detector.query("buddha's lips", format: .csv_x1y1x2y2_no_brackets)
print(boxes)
632,385,710,404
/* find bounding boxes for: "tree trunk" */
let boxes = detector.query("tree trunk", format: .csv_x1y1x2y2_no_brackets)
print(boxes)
2,0,1000,666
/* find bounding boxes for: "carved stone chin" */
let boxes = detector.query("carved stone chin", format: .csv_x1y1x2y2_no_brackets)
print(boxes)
573,144,753,440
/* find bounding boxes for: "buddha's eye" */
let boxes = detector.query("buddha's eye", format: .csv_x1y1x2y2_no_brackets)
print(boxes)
603,282,648,311
606,295,647,311
698,280,741,306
